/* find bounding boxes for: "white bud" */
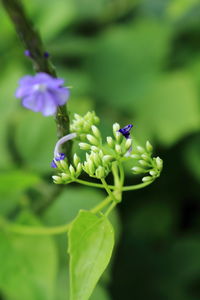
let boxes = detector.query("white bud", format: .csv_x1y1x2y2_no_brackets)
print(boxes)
113,123,120,132
138,160,149,167
88,160,95,174
92,152,101,166
95,166,105,178
107,136,114,148
59,159,68,169
142,176,152,182
125,138,132,149
79,142,91,150
69,165,76,177
102,155,113,164
132,167,145,174
73,153,80,167
76,163,82,175
115,131,122,143
61,173,71,181
86,134,99,146
146,141,153,153
136,146,145,153
91,145,99,152
131,154,140,159
149,170,157,176
52,175,62,184
141,154,150,161
115,144,122,154
91,125,101,139
155,157,163,170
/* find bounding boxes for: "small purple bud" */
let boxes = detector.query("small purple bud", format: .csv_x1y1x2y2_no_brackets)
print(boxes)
118,124,133,139
44,51,50,58
24,49,32,58
55,153,66,161
51,160,57,168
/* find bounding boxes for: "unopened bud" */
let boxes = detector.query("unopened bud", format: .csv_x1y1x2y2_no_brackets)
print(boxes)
125,138,132,149
113,123,120,132
141,154,150,161
52,175,62,184
142,176,152,182
107,136,114,148
149,170,157,176
88,160,95,175
73,153,80,167
138,160,149,167
91,146,99,152
146,141,153,153
86,134,99,146
131,154,140,159
76,163,82,175
132,166,145,174
59,160,68,169
91,125,101,139
61,173,71,181
136,146,145,153
103,155,113,164
79,142,91,150
155,157,163,170
95,166,105,178
115,144,122,154
69,165,76,177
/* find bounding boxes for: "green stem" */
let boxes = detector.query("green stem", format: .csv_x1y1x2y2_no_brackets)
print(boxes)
118,162,125,186
105,201,117,216
112,162,120,186
2,0,71,157
3,196,112,236
101,178,117,202
75,178,114,190
122,180,154,191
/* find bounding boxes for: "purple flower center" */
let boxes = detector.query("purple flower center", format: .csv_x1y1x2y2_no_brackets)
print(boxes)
118,124,133,139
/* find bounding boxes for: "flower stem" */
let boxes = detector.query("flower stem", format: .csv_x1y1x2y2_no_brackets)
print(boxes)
2,0,71,157
75,178,114,190
122,180,154,191
101,178,118,202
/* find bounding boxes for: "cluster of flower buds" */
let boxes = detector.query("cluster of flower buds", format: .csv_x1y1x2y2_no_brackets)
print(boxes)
131,141,163,183
70,111,100,141
83,150,114,179
106,123,133,157
52,153,82,184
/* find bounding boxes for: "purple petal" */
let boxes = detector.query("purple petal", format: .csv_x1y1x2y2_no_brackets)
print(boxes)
22,93,43,112
51,160,57,168
40,92,57,116
49,87,70,106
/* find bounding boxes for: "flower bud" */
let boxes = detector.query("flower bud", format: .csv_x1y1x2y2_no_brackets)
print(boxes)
132,166,145,174
79,142,91,150
86,134,99,146
107,136,114,148
155,157,163,170
73,153,80,167
52,175,62,184
95,166,105,178
91,145,99,152
115,144,122,154
113,123,120,132
59,159,68,170
69,165,76,177
91,125,101,139
146,141,153,153
142,176,152,182
136,146,145,153
76,163,82,175
149,170,157,176
61,173,71,181
125,138,132,149
138,160,150,167
88,160,95,175
91,152,101,166
102,155,113,164
141,154,150,161
131,154,140,159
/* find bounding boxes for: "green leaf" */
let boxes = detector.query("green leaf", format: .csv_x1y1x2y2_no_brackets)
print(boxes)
68,210,114,300
0,214,58,300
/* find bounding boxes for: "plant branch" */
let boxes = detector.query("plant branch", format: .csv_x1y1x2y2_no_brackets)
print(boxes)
2,0,71,157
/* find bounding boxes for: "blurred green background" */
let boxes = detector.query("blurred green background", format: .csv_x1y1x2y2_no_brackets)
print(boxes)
1,0,200,299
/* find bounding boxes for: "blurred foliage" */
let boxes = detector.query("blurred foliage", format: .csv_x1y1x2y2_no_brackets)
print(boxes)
0,0,200,299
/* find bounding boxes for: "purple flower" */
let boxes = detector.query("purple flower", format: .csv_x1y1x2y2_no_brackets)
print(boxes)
16,72,70,116
51,153,66,168
51,133,77,168
118,124,133,139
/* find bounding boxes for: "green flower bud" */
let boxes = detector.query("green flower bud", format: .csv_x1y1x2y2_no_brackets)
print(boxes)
91,145,99,152
91,152,101,166
142,176,152,182
136,146,145,153
146,141,153,153
59,159,68,170
86,134,99,146
138,160,150,167
131,154,140,159
132,166,145,174
155,157,163,170
52,175,62,184
91,125,101,139
95,166,105,178
149,170,157,176
79,142,91,150
76,163,82,175
115,144,122,154
69,165,76,177
125,138,132,150
61,173,71,181
73,153,80,167
141,154,150,161
107,136,114,148
102,155,113,164
88,160,95,175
